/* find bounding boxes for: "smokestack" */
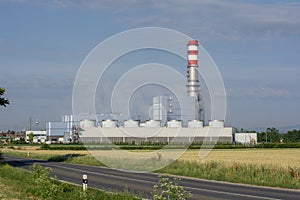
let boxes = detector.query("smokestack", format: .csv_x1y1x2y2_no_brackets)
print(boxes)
186,40,203,121
187,40,200,97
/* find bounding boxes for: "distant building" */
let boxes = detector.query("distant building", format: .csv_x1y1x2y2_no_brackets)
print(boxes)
25,131,47,143
234,133,257,145
46,115,74,143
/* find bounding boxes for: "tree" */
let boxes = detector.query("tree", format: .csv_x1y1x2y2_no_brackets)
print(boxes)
257,127,281,143
266,127,280,143
283,130,300,143
0,87,9,107
28,132,34,143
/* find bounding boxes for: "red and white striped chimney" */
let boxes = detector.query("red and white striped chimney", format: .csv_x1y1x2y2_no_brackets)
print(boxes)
187,40,200,97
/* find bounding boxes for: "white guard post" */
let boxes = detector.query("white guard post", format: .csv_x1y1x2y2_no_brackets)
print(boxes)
82,174,88,191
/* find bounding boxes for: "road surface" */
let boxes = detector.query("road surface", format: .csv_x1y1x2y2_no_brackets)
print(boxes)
3,155,300,200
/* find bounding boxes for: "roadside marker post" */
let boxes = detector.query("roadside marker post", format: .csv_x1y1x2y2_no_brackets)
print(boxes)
83,174,88,192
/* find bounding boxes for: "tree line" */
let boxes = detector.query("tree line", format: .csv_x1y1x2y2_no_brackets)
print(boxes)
256,127,300,143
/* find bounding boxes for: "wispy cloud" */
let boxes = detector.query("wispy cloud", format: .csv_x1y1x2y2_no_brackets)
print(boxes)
2,0,299,39
118,0,300,39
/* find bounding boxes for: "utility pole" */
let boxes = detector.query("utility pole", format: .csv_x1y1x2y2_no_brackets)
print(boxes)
29,116,32,131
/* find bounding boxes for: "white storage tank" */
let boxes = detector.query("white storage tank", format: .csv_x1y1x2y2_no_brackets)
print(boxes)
145,120,161,127
80,119,96,128
209,120,224,128
167,120,182,128
102,119,117,128
124,119,139,128
188,120,203,128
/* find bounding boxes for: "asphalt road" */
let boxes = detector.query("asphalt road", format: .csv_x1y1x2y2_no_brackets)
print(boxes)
3,155,300,200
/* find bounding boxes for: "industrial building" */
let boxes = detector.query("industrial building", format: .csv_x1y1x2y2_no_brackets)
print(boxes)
234,133,257,145
34,40,257,145
46,115,78,143
79,119,233,144
78,40,238,145
25,130,47,143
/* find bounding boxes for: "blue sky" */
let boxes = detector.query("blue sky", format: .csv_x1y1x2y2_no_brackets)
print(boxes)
0,0,300,131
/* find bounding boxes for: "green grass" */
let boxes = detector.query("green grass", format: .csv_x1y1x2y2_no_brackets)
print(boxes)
156,160,300,189
0,163,138,200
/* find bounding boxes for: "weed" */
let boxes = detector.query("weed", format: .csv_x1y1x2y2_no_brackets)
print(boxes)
152,174,192,200
288,167,299,179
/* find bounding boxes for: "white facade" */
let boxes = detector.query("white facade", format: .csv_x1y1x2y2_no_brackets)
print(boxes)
234,133,257,145
79,126,233,144
25,131,47,143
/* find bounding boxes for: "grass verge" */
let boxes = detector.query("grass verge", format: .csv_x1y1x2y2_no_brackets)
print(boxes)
3,150,300,189
3,151,105,166
0,163,137,200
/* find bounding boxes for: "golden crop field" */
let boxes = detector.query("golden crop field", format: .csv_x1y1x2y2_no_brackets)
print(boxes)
4,146,300,167
180,149,300,167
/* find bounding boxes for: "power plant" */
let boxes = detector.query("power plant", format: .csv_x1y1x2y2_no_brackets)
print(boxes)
78,40,234,144
25,39,257,145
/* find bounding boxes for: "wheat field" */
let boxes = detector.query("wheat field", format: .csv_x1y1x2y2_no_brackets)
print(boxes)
5,146,300,167
180,149,300,167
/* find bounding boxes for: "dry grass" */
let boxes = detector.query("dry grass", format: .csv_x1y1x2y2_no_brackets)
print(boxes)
180,149,300,168
3,146,89,156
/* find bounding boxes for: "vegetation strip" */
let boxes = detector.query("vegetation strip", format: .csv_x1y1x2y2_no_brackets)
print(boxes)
2,149,300,189
0,162,137,200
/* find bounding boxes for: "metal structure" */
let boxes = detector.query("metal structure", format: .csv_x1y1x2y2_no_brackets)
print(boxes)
208,120,224,128
167,120,182,128
188,120,204,128
124,119,139,128
186,40,204,121
145,120,161,127
152,96,174,125
102,119,118,128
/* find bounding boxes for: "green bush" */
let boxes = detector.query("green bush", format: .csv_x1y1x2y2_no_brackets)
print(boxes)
40,143,51,150
30,164,62,198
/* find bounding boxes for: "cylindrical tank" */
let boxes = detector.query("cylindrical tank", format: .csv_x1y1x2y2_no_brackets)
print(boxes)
209,120,224,128
80,119,96,128
145,120,161,127
188,120,203,128
102,119,117,128
167,120,182,128
124,119,139,128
